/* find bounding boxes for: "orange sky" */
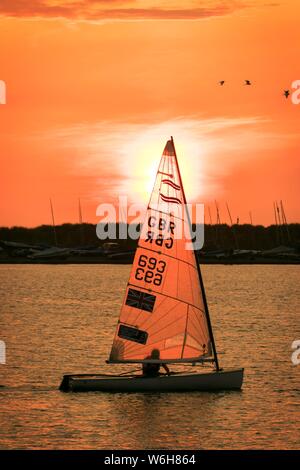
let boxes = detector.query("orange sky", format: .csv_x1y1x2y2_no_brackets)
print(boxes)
0,0,299,227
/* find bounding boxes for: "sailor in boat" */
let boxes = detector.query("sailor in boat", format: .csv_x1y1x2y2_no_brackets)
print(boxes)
142,349,171,377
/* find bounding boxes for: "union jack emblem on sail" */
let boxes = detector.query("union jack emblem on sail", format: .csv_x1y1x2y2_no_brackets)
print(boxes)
126,288,156,313
160,193,182,205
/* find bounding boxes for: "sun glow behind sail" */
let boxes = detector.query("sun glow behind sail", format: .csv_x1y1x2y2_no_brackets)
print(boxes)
118,126,205,204
109,138,213,363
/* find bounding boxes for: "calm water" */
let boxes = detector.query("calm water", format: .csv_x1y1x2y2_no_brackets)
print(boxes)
0,264,299,449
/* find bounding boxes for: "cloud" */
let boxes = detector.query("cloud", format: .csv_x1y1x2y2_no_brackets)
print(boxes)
44,115,286,204
0,0,247,21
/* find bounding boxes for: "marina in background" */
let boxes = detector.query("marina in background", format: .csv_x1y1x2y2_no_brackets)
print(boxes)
0,222,299,264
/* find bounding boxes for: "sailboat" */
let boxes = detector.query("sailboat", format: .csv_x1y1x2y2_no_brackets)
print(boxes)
60,138,244,392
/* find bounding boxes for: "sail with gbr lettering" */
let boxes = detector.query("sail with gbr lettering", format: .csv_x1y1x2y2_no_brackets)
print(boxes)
108,138,216,364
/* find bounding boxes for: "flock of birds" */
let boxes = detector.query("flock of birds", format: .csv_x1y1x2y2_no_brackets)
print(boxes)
218,80,290,98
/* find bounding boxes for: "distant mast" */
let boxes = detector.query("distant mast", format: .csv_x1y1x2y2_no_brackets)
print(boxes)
214,200,221,247
226,202,238,250
78,198,83,225
273,201,278,226
249,211,253,225
208,205,218,247
280,200,291,244
273,201,280,245
49,198,58,247
215,200,221,225
276,201,284,244
208,206,213,225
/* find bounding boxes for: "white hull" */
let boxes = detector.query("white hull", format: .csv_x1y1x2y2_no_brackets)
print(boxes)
59,368,244,392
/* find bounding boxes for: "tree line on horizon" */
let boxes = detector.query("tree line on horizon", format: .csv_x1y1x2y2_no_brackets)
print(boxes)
0,223,299,252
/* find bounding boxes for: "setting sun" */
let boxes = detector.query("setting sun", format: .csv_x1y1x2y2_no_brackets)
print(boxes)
118,124,205,204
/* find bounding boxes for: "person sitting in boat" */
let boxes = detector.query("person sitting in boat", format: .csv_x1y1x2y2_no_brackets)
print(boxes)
142,349,170,377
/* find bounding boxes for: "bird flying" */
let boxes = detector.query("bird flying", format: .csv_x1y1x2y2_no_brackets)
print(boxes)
244,80,251,85
219,80,225,86
283,90,290,98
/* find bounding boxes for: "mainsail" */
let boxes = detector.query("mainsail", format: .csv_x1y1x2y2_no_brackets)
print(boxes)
108,138,218,366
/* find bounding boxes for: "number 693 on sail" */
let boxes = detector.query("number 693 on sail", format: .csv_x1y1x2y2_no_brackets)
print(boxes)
135,254,166,286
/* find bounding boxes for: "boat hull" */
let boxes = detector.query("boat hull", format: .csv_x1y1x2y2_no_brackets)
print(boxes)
59,368,244,392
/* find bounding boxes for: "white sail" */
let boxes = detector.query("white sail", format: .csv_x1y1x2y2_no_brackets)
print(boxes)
109,138,214,363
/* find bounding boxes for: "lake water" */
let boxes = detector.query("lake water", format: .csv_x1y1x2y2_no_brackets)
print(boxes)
0,264,299,449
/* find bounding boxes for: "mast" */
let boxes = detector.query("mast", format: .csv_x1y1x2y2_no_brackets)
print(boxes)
214,200,222,249
276,201,282,226
249,211,256,249
49,198,58,247
226,202,233,226
170,137,220,371
208,206,213,225
276,201,284,244
273,201,280,245
280,200,291,244
78,197,83,224
226,202,238,250
208,205,218,247
215,200,221,225
273,201,278,225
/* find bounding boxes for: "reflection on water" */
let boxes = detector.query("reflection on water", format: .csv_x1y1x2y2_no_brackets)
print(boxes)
0,265,299,449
